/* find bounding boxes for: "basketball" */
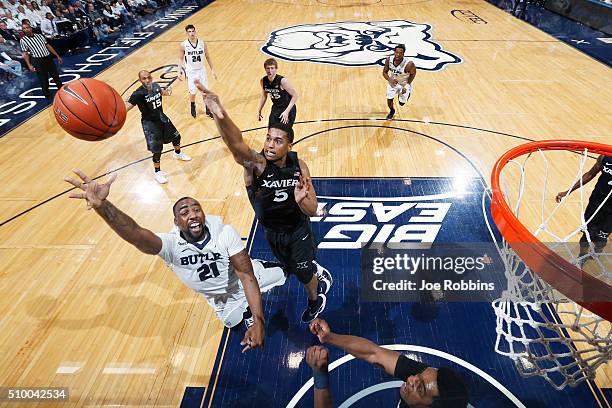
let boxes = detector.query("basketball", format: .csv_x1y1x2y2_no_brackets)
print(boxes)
53,78,127,142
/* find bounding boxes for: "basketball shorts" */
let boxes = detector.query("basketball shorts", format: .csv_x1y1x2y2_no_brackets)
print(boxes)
186,69,208,95
582,192,612,243
263,221,317,284
142,119,180,153
269,105,297,127
206,259,286,328
386,83,412,104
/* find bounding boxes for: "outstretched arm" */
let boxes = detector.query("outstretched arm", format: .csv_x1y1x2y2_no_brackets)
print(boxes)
279,77,298,124
193,80,266,172
64,169,162,255
306,346,334,408
556,155,604,202
310,318,400,376
230,249,265,353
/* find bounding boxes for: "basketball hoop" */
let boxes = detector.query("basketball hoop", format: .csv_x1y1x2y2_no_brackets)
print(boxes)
486,140,612,390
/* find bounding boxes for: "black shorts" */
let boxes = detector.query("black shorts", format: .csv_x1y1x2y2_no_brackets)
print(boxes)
269,105,297,127
263,221,316,284
142,119,180,153
583,192,612,242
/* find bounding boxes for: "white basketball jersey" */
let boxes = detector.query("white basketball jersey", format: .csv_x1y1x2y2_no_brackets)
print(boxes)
182,38,205,72
157,216,244,297
389,56,410,78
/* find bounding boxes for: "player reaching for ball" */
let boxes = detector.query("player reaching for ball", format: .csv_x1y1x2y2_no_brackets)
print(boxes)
125,70,191,184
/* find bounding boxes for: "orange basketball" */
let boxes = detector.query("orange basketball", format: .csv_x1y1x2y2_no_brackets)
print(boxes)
53,78,126,142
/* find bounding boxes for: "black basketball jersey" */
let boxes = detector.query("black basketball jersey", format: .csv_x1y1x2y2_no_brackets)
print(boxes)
593,155,612,199
262,74,291,110
247,151,308,232
128,83,168,122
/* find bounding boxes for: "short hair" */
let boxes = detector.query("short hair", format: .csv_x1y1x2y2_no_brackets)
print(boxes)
21,19,30,26
172,196,198,215
264,58,278,68
185,24,195,31
431,367,469,408
394,44,406,52
268,122,294,143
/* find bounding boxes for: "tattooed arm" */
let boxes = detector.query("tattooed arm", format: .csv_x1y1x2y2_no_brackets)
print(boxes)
65,169,162,255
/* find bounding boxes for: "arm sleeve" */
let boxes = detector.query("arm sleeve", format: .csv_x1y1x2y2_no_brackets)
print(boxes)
19,39,28,52
155,232,176,263
218,224,245,257
394,355,428,380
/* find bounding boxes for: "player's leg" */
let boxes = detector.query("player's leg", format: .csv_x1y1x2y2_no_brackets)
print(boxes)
287,105,297,126
164,121,191,162
398,83,412,107
287,223,328,323
143,120,167,183
578,194,608,260
197,71,212,118
186,71,197,117
385,84,396,120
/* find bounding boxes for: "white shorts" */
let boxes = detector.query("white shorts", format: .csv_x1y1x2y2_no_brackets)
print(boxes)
186,69,208,95
386,83,412,104
206,259,286,328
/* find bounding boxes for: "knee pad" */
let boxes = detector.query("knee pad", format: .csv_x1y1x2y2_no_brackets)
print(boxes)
152,152,161,163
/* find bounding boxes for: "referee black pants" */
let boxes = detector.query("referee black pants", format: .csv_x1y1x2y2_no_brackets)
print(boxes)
32,56,63,98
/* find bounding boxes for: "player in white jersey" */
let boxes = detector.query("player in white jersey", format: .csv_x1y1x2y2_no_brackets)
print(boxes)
382,44,417,120
64,169,286,353
178,24,217,119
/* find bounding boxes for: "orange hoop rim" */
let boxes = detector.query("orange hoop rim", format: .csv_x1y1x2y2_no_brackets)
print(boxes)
490,140,612,321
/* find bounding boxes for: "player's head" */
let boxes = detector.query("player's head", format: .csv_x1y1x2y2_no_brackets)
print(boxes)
264,123,294,162
399,366,468,408
264,58,278,77
185,24,196,39
173,197,207,241
394,44,406,59
138,70,153,90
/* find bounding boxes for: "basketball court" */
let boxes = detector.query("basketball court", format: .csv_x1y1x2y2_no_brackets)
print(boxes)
0,0,610,406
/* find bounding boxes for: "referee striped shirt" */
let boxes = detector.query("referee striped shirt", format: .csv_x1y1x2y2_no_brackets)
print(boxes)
20,33,50,58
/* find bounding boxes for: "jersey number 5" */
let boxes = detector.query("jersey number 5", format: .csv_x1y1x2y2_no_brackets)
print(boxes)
198,262,220,281
273,190,288,202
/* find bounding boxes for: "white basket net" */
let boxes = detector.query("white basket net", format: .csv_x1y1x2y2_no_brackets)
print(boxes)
484,145,611,390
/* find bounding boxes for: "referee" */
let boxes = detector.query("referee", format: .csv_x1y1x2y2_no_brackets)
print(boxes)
20,22,63,99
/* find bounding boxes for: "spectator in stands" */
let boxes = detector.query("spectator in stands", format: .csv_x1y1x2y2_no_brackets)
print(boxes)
40,0,54,16
102,3,120,28
40,12,58,38
63,6,79,25
5,0,19,13
0,34,24,62
0,21,20,42
110,0,130,25
5,10,22,31
25,2,43,28
86,2,102,24
92,17,119,44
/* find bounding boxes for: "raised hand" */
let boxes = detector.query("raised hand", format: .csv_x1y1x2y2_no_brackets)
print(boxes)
294,174,310,204
64,168,117,210
309,318,331,343
240,320,265,353
193,79,224,119
306,345,329,372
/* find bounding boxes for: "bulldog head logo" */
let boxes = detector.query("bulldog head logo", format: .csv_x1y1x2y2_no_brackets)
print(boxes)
261,20,462,71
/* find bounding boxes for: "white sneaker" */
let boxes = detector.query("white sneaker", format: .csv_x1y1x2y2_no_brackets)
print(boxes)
173,152,192,161
154,171,168,184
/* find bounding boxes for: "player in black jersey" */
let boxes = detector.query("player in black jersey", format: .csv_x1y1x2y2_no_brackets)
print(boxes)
257,58,298,127
125,70,191,184
307,318,469,408
556,155,612,264
195,80,332,323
